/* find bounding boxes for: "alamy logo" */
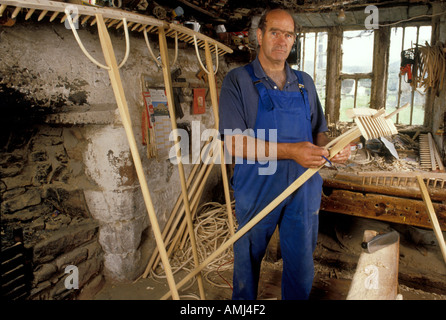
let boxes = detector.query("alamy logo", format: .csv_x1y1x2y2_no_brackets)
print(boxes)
64,5,79,30
364,5,379,30
168,121,278,175
364,265,379,290
64,265,79,290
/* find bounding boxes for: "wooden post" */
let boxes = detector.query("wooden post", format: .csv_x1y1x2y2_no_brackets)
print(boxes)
346,230,400,300
370,27,390,110
325,27,342,122
203,40,235,236
158,26,206,300
95,14,180,300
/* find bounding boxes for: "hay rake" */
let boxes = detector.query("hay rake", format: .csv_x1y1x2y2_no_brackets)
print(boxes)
0,0,232,56
0,0,235,300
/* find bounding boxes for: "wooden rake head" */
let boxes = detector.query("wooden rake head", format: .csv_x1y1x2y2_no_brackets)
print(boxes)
345,103,409,141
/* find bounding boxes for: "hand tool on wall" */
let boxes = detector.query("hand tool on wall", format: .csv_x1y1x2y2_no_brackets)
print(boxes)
171,68,184,119
172,87,184,119
400,49,414,83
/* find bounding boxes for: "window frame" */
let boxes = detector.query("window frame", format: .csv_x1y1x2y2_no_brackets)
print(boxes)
339,29,375,121
294,21,432,127
295,30,328,112
387,23,432,125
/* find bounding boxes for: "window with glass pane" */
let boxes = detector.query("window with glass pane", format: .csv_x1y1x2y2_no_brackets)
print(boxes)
386,25,431,125
296,32,328,112
340,30,374,121
342,30,374,73
339,78,372,122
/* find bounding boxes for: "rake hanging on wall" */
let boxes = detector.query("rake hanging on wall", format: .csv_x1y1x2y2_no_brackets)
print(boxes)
0,0,234,300
0,0,232,56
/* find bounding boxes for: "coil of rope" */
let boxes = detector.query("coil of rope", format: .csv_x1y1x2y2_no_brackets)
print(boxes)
148,200,236,297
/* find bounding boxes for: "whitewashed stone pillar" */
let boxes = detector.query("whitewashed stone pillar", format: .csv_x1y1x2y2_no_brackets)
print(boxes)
83,125,148,281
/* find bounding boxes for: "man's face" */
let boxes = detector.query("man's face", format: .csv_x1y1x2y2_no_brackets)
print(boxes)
257,10,296,65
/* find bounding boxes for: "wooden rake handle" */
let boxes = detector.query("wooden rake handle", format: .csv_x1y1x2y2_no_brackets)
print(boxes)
417,176,446,265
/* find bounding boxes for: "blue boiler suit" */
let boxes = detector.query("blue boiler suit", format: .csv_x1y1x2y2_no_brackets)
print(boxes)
219,58,327,300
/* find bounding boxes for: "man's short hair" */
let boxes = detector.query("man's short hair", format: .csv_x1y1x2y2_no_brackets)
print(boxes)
257,8,298,35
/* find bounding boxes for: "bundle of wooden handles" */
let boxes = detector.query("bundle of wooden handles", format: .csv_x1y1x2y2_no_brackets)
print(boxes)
414,41,446,96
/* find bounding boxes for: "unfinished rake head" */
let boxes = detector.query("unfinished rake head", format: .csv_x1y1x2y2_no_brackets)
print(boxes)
346,107,400,141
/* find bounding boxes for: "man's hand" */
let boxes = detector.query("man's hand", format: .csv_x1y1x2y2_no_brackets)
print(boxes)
330,145,351,164
225,133,350,169
313,132,351,165
281,141,329,168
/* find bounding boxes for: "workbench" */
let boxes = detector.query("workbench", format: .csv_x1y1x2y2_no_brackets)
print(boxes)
319,167,446,232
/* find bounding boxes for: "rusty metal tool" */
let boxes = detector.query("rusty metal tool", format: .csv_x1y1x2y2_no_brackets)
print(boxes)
361,230,400,253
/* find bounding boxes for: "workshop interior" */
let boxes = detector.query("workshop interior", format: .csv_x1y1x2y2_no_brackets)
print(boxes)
1,0,445,301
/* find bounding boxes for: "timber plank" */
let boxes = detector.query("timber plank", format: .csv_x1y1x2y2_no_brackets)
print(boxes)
322,176,446,202
321,189,446,231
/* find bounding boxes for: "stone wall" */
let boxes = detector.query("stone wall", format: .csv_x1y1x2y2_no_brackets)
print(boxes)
1,125,103,299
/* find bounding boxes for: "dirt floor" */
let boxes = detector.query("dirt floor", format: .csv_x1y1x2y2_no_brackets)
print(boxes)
93,212,446,301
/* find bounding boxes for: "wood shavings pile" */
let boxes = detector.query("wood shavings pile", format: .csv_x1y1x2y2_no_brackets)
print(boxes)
333,132,422,173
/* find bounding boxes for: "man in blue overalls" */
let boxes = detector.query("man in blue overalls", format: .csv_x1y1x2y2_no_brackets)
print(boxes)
218,8,350,300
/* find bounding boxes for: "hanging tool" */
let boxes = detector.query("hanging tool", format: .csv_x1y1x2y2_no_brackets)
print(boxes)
400,49,414,83
171,68,184,119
